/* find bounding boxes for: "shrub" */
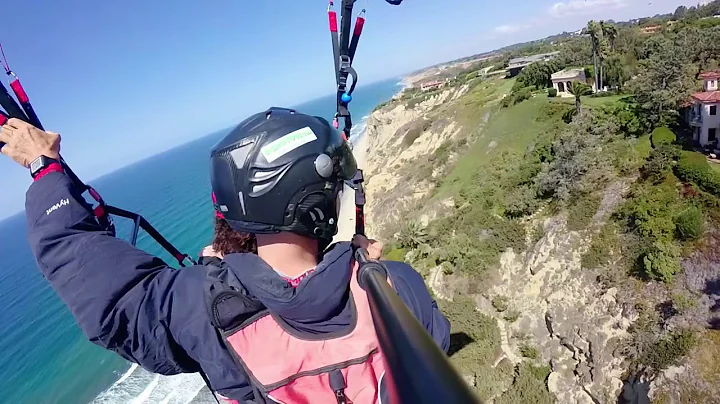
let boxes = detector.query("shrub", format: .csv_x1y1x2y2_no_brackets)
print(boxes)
439,297,501,372
566,193,602,231
620,183,679,242
492,295,510,312
672,292,697,314
519,343,540,360
504,185,541,218
581,222,619,269
513,87,533,104
651,126,677,148
639,241,681,283
384,247,407,262
641,145,679,183
676,151,720,197
674,206,705,240
638,329,697,373
396,221,428,250
548,88,558,97
501,96,513,108
496,363,554,404
504,309,520,323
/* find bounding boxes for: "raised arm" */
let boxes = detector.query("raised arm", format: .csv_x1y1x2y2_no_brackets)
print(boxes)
1,119,201,374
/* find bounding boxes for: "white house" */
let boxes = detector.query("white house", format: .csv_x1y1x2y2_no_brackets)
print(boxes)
688,71,720,147
551,69,588,97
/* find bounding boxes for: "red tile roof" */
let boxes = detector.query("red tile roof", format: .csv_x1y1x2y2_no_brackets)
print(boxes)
699,71,720,80
692,91,720,103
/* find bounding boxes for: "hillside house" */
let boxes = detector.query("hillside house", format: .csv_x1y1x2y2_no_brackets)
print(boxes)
506,52,560,77
420,80,445,92
551,69,590,97
640,25,662,35
688,71,720,148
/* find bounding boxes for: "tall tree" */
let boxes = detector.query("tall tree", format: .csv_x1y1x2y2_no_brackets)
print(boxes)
626,37,696,128
568,81,593,114
602,22,618,52
674,5,687,20
598,21,615,91
587,21,604,92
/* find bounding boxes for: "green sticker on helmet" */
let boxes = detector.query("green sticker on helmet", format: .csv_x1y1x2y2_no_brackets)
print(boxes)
260,127,318,163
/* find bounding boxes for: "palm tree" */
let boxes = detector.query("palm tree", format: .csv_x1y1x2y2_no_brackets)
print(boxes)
568,81,593,114
600,21,618,91
587,21,603,93
601,22,618,52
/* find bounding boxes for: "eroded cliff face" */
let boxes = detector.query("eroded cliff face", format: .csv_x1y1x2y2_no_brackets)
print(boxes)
361,87,642,404
362,86,468,237
425,181,638,404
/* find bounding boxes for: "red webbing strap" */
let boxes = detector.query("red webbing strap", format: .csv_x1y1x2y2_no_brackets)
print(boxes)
328,8,338,32
9,78,29,103
33,162,63,182
353,14,365,36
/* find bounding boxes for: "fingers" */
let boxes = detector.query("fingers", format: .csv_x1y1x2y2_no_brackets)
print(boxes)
352,234,384,260
352,234,369,249
6,117,25,129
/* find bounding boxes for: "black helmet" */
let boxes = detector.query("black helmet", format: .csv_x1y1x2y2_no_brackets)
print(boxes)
210,107,357,244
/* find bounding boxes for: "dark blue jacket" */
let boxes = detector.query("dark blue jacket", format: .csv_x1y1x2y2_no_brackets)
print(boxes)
25,172,451,401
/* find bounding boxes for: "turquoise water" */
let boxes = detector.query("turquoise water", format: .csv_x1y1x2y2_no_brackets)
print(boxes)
0,78,402,404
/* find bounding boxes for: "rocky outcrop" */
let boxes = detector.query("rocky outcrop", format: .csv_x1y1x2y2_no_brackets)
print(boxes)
478,180,636,404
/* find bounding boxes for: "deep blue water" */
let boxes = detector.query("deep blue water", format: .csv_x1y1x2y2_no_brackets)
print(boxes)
0,77,401,404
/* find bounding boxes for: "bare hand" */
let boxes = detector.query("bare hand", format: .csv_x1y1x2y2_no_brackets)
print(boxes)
352,235,383,260
0,118,60,167
200,245,223,259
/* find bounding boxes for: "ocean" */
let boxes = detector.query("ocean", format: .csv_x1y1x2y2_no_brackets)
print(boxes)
0,77,402,404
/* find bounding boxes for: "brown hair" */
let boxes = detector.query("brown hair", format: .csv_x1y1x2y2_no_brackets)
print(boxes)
212,217,257,255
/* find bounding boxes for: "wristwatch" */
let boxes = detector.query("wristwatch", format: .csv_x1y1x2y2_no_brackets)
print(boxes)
30,155,61,179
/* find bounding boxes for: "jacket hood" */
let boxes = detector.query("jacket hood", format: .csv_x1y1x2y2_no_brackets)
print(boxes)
222,242,354,334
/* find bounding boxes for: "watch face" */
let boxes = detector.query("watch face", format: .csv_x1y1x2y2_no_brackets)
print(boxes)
30,157,44,173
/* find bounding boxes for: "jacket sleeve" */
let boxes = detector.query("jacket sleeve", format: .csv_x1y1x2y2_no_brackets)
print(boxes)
25,171,203,375
383,261,451,353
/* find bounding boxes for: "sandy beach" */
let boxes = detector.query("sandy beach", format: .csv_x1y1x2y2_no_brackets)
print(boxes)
335,134,369,242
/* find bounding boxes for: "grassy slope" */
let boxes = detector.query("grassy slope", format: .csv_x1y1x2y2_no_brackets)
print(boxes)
439,96,561,197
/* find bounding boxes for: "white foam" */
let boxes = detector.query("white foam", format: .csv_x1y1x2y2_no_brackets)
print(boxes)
349,116,370,145
92,365,208,404
115,364,138,386
130,375,159,404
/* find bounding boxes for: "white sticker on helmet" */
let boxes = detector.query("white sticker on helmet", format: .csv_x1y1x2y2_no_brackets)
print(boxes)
260,127,317,163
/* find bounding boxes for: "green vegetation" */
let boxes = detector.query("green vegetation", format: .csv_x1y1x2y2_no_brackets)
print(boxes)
674,206,705,240
503,309,520,323
582,222,620,269
676,151,720,198
637,329,697,373
519,343,540,360
383,246,407,262
650,127,676,147
548,88,557,98
568,81,593,114
496,363,554,404
492,295,510,312
381,5,720,398
566,193,602,231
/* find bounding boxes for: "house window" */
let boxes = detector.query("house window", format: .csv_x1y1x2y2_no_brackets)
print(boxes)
557,82,565,92
711,105,717,116
710,128,717,143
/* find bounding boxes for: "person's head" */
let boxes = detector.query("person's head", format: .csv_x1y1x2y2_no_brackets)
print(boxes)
209,107,357,255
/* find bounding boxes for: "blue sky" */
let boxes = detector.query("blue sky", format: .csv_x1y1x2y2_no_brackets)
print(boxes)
0,0,695,218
